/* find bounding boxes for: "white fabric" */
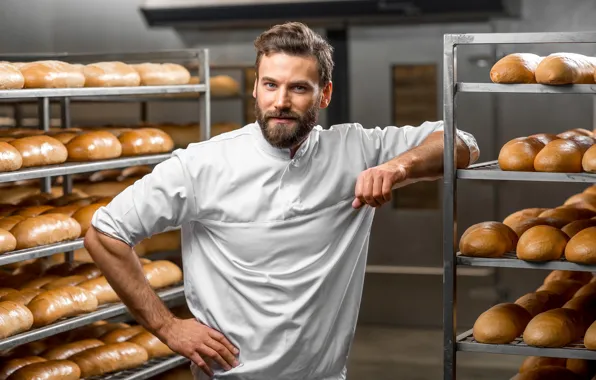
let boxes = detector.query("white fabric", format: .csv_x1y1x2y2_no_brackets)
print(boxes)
91,121,478,380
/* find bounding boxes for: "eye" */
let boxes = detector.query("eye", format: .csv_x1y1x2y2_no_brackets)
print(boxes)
264,82,276,89
293,86,307,92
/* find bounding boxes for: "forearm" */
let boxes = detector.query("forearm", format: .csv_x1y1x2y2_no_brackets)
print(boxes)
84,227,175,336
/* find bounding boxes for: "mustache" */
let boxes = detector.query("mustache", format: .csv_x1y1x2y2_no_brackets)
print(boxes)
265,111,300,120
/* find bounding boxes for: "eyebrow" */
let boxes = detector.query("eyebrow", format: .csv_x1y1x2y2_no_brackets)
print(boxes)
261,76,313,87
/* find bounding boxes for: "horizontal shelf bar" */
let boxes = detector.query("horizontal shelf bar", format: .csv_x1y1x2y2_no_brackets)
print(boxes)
0,84,206,100
457,83,596,94
89,356,190,380
0,153,171,183
457,161,596,183
457,252,596,272
365,264,493,277
457,328,596,360
0,285,184,351
0,239,84,266
448,32,596,45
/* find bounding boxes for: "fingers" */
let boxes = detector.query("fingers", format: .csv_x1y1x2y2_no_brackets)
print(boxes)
199,343,235,371
381,174,393,203
206,337,239,369
190,352,214,378
209,328,239,355
362,174,380,207
353,168,396,209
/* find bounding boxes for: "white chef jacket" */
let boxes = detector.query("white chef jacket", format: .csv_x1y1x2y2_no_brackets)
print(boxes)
91,121,479,380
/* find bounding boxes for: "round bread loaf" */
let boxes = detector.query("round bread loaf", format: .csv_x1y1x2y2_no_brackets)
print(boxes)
565,193,596,208
544,270,593,285
535,53,596,85
515,291,563,317
210,75,241,96
503,208,549,229
565,226,596,264
522,308,583,347
498,137,545,171
472,303,531,344
512,366,583,380
0,142,22,172
565,135,594,154
516,225,569,261
0,356,46,380
459,221,517,258
0,62,25,90
83,61,141,87
539,207,596,224
9,136,68,167
132,63,190,86
519,356,566,373
118,128,174,156
66,131,122,161
508,217,568,237
6,360,81,380
489,53,542,83
562,219,596,237
528,133,560,145
534,139,583,173
19,60,86,88
536,280,584,302
559,128,594,138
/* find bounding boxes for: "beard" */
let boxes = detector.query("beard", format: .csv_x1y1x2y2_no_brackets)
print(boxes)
255,100,318,149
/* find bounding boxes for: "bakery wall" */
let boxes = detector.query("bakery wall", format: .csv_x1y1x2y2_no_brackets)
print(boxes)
0,0,595,328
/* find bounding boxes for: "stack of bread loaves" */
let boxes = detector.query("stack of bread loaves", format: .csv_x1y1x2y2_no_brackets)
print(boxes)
0,60,192,89
490,52,596,85
512,355,595,379
498,128,596,173
459,184,596,263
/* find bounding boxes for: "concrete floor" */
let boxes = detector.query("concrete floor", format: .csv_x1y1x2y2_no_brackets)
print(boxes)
347,325,524,380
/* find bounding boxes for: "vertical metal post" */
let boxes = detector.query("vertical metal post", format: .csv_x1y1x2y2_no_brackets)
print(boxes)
326,27,349,127
61,97,74,263
140,102,149,124
199,49,211,141
13,104,23,128
38,97,51,193
442,35,457,380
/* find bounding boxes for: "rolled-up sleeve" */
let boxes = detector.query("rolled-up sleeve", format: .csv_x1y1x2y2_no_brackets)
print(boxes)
356,120,480,167
91,151,196,247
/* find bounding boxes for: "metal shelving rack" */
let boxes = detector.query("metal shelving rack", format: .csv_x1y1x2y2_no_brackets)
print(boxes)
443,32,596,380
0,49,209,378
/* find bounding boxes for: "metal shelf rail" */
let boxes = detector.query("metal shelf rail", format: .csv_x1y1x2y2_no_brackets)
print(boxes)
443,31,596,380
0,285,185,351
88,356,190,380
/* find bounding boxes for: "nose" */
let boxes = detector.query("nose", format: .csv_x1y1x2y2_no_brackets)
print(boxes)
274,87,291,110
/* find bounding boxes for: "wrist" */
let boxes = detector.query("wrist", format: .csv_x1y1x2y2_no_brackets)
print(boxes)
155,314,178,341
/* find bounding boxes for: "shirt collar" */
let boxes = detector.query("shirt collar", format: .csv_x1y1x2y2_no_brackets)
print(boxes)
249,122,318,161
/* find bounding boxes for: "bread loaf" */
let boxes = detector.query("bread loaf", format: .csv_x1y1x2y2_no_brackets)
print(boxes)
583,144,596,172
210,75,241,96
72,203,103,236
0,62,25,90
132,63,190,86
512,366,583,380
69,263,102,279
9,136,68,167
571,281,596,298
522,308,583,347
70,341,149,377
503,208,549,228
565,226,596,264
119,128,174,156
472,303,531,344
42,338,105,360
0,143,22,172
142,260,183,288
562,219,596,237
498,137,544,171
516,225,569,261
66,321,130,341
564,192,596,207
6,360,80,380
42,275,87,290
10,214,81,249
19,60,86,88
0,288,17,297
83,62,141,87
565,135,594,154
519,356,566,373
459,221,517,258
15,205,55,217
544,270,593,285
20,275,61,289
507,217,568,237
78,276,119,304
583,319,596,349
539,207,596,224
0,228,16,254
0,357,46,380
49,132,78,145
128,331,174,358
515,291,563,317
66,131,122,161
135,230,181,256
27,286,98,327
0,300,34,338
100,325,145,344
537,280,584,302
528,133,560,145
534,139,583,172
535,53,596,85
566,358,596,378
1,288,41,305
41,204,81,217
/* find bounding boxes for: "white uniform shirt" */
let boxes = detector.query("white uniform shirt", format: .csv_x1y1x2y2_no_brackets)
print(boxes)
91,121,478,380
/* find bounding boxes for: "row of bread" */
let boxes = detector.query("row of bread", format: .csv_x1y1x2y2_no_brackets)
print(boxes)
499,128,596,173
490,52,596,85
0,259,182,338
0,321,176,379
513,356,595,380
0,60,242,92
473,270,596,350
459,185,596,263
0,128,174,172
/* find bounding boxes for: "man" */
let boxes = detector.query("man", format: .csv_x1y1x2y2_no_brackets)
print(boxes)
85,22,479,380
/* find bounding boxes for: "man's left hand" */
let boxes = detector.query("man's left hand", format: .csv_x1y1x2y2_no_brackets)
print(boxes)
352,162,408,209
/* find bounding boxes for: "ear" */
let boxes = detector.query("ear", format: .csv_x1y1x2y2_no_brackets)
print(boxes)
252,77,258,98
318,81,333,109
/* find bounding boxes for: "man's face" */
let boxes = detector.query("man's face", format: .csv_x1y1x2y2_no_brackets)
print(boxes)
253,53,332,150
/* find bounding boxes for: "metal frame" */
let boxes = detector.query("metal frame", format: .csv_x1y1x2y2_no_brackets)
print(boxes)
86,356,190,380
443,31,596,380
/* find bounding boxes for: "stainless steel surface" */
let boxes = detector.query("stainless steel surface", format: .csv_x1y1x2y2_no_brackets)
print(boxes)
442,34,457,380
200,49,211,140
0,84,206,100
457,252,596,272
457,161,596,183
87,356,190,380
0,285,185,351
0,239,84,266
448,31,596,45
0,153,171,182
457,328,596,360
458,83,596,94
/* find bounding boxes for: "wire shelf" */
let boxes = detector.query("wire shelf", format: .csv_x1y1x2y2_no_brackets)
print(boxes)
88,355,189,380
0,85,206,100
0,285,185,351
0,239,84,266
457,161,596,183
457,252,596,272
457,83,596,94
457,329,596,360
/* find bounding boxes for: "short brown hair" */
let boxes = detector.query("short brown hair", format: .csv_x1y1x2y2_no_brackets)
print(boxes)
254,22,334,86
